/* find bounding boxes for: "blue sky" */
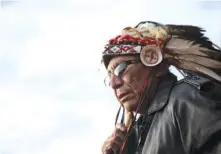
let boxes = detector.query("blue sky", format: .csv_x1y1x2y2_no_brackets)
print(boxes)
0,0,221,154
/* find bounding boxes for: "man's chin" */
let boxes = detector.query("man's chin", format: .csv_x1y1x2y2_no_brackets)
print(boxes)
122,100,138,112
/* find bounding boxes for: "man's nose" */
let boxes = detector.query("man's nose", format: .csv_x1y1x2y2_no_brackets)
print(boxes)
110,75,123,89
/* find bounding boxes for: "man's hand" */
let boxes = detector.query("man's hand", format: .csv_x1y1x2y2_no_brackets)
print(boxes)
102,124,127,154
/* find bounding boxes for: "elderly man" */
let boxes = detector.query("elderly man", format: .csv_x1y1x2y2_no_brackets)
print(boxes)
101,21,221,154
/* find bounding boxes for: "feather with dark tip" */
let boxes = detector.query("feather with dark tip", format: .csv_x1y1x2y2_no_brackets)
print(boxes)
166,25,205,36
165,37,221,61
165,25,220,51
164,54,221,69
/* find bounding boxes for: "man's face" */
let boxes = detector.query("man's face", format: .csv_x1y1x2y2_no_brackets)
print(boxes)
107,55,151,112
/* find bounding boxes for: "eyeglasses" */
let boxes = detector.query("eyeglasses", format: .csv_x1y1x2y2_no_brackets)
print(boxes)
104,59,141,86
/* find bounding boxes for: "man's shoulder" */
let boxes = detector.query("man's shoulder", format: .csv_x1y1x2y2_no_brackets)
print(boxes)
167,75,221,112
160,76,221,152
170,75,215,99
176,75,213,90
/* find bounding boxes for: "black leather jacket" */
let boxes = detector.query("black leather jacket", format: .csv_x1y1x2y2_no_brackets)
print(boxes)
126,73,221,154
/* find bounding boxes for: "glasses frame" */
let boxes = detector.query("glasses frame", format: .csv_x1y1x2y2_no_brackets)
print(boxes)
104,59,141,86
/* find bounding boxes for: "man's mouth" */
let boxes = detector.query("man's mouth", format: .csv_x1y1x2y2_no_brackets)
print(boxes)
118,92,132,102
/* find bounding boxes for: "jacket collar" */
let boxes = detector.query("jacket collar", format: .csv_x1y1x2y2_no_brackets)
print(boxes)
144,73,177,115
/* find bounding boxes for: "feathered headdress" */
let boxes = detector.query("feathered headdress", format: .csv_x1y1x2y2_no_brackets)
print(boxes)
102,21,221,82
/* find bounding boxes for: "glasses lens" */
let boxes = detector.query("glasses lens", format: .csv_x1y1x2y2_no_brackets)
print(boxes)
104,60,139,87
104,76,110,87
104,62,127,87
114,62,127,77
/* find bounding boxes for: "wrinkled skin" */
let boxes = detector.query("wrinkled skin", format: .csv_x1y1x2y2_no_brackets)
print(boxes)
102,55,151,154
102,55,170,154
107,55,151,113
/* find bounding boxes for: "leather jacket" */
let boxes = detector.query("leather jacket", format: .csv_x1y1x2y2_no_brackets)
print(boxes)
126,73,221,154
